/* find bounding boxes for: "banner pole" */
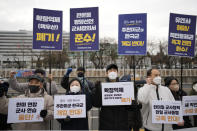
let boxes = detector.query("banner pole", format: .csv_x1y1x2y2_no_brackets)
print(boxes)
49,50,52,130
133,55,137,100
180,57,183,101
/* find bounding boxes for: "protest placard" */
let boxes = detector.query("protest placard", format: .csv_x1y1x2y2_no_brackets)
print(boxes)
33,8,63,50
152,100,183,124
70,7,99,51
182,96,197,116
7,98,44,123
168,13,196,57
102,82,134,106
118,13,147,55
54,95,86,119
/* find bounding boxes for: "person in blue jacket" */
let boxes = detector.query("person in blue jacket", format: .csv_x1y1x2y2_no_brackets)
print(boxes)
57,78,92,130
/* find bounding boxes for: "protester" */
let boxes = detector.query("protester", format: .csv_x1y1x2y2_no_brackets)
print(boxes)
92,64,129,130
164,76,192,129
57,78,92,130
138,69,175,131
61,67,94,93
0,79,12,130
9,68,58,95
189,81,197,127
12,75,54,130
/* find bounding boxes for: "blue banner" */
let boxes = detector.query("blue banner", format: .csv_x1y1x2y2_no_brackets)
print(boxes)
168,13,196,57
70,7,99,51
33,8,63,50
15,70,33,77
118,13,147,55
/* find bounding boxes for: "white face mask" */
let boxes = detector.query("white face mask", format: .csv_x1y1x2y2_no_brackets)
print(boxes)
153,76,161,85
108,72,117,80
70,86,80,93
193,84,197,92
174,85,179,90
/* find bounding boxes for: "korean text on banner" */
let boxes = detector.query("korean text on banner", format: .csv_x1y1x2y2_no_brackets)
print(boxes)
152,100,183,124
33,8,63,50
7,98,44,123
102,82,134,106
54,95,86,119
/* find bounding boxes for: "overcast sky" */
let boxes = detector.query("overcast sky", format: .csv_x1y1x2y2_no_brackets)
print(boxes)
0,0,197,41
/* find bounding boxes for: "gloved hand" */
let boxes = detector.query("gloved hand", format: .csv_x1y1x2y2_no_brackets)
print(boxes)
40,110,48,118
64,115,71,122
65,68,72,76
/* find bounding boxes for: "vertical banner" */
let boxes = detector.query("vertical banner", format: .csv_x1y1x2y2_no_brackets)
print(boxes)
70,7,99,51
101,82,134,106
118,13,147,55
182,96,197,116
33,8,63,50
168,13,196,57
7,98,44,123
152,100,183,124
54,95,86,119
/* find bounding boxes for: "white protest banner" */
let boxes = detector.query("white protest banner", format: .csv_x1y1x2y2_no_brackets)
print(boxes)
7,98,44,123
54,95,86,119
102,82,134,106
182,96,197,116
152,100,183,124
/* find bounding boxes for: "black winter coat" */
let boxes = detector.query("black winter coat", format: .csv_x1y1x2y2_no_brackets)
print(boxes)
92,78,129,130
57,91,92,130
171,90,193,129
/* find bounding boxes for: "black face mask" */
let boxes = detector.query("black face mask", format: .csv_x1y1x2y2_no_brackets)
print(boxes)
28,85,40,93
77,72,84,77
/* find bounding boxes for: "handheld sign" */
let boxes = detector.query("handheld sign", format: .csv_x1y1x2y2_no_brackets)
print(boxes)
118,13,147,55
102,82,134,106
54,95,86,119
182,96,197,116
7,98,44,123
152,100,183,124
70,7,99,51
33,8,63,50
168,13,196,57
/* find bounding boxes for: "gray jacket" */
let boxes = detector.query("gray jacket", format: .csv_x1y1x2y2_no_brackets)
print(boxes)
9,77,58,95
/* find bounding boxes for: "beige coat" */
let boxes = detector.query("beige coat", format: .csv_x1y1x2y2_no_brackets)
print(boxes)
13,88,54,130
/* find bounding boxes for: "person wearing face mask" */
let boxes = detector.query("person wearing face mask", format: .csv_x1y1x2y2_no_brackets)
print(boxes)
9,68,58,95
138,69,175,131
57,78,92,130
0,80,12,130
61,67,95,94
164,76,192,129
189,81,197,127
12,75,54,130
92,64,129,130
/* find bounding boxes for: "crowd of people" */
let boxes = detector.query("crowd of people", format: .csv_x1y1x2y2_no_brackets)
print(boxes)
0,64,197,130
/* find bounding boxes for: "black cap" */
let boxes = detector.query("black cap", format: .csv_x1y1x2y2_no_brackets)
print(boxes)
34,69,46,75
106,64,118,72
28,75,44,83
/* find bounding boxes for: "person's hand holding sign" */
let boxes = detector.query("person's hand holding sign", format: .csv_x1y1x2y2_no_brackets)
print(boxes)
177,120,184,126
40,110,48,118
